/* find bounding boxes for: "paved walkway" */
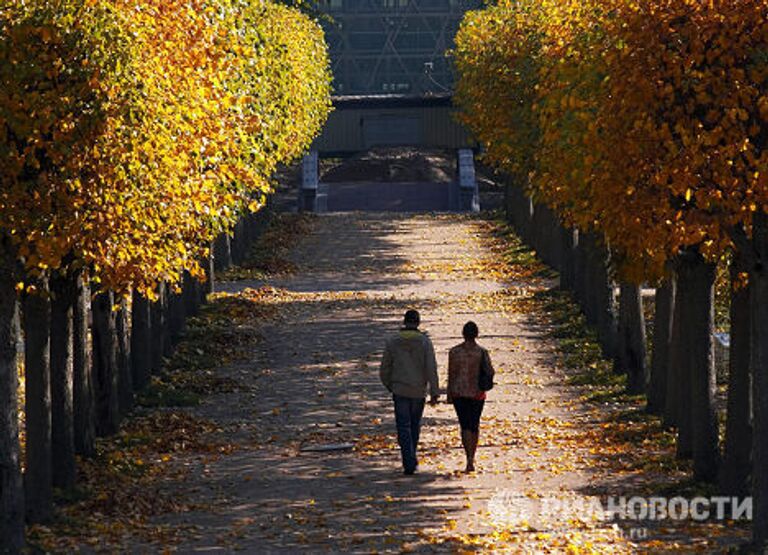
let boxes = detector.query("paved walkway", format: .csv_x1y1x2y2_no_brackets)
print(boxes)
152,213,634,552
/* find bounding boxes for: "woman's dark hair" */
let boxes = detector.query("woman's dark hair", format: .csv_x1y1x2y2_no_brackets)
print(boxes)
463,321,479,340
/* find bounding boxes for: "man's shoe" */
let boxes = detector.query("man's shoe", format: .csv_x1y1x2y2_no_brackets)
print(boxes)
404,468,416,475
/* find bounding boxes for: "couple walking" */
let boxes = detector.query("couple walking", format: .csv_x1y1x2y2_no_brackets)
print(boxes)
379,309,495,475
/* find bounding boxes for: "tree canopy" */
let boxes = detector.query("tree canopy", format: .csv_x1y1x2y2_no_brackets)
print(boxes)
0,0,332,296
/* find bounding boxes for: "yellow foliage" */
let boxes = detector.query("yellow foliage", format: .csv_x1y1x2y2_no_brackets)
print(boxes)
0,0,331,295
454,0,768,282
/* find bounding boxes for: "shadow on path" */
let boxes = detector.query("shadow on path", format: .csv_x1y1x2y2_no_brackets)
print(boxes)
145,213,613,552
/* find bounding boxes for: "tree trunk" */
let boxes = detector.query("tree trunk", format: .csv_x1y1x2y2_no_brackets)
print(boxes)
150,284,166,373
23,278,52,523
0,239,24,551
92,290,119,437
559,227,577,291
592,241,617,360
579,234,598,324
615,283,648,394
116,296,133,416
161,284,172,358
666,264,687,436
506,180,525,239
535,203,553,263
674,249,719,481
750,211,768,549
720,248,752,497
530,202,544,261
205,246,215,296
182,271,198,318
168,286,185,346
524,196,534,245
548,211,561,271
506,181,526,235
573,229,588,308
540,206,560,270
231,219,247,266
73,274,95,457
510,181,524,234
246,203,271,242
213,233,232,272
49,272,77,489
648,277,676,415
130,290,151,391
241,212,254,248
504,175,514,223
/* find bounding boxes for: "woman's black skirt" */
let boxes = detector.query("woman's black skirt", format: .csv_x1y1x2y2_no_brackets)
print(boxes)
452,397,485,433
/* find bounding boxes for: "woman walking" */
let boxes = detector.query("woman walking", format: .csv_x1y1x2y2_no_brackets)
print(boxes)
447,321,495,473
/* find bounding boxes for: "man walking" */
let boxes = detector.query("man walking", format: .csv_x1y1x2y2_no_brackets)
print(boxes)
380,310,439,475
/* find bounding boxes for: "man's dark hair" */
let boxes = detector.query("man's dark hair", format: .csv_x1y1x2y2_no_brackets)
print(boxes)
463,321,479,340
403,309,420,327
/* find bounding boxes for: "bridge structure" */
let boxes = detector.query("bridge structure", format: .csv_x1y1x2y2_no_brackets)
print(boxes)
313,93,471,155
300,95,478,213
300,1,482,213
318,0,482,97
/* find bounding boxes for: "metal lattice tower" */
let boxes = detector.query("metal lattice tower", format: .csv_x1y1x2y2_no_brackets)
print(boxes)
319,0,481,96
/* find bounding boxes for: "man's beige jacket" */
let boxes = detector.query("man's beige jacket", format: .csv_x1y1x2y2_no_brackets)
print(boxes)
380,329,439,399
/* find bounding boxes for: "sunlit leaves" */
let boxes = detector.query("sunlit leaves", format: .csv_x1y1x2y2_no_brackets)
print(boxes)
453,0,542,183
455,0,768,282
0,0,331,295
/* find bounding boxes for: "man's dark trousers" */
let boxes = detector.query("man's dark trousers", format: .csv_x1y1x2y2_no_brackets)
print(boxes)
393,394,425,473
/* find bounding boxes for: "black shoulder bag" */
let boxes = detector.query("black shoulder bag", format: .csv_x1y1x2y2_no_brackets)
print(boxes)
478,348,494,392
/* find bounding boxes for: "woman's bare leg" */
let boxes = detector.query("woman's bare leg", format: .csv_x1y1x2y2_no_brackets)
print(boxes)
461,429,474,472
467,431,478,472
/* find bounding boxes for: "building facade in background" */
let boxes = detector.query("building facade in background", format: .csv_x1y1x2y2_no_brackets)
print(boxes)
319,0,482,96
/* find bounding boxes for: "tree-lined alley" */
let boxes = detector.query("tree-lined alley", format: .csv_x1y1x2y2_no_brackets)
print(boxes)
455,0,768,548
0,1,331,548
